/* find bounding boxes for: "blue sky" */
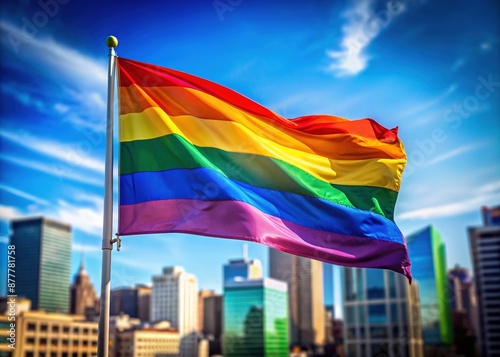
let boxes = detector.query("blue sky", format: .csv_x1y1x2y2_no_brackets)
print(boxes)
0,0,499,313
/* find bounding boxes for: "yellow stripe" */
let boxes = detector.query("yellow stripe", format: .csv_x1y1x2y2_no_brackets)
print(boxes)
119,107,404,190
119,85,405,160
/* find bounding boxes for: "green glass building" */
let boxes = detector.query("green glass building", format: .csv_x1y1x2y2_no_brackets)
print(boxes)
10,217,72,313
223,278,289,357
406,225,452,345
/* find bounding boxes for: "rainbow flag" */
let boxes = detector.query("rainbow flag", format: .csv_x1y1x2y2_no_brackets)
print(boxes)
117,58,411,281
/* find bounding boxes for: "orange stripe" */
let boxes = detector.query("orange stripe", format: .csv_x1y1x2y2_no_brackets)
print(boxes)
119,85,405,161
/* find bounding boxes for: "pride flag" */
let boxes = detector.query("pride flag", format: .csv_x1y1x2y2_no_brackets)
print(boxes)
117,58,411,281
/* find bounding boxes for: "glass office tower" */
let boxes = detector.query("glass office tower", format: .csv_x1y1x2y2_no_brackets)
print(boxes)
223,278,289,357
10,217,72,313
343,267,423,357
406,225,452,345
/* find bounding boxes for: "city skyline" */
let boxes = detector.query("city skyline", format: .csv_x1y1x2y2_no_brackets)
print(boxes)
0,0,499,304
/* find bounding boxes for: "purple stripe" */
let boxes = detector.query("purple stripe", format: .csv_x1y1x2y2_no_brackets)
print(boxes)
119,199,412,281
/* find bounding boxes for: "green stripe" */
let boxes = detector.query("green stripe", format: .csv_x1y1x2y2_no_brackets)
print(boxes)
120,134,398,220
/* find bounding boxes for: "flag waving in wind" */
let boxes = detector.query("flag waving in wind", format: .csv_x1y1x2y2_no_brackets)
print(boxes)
117,58,411,281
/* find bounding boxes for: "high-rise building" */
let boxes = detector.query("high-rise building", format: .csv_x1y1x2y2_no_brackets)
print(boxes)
447,265,478,333
343,267,424,357
469,205,500,357
203,294,223,356
110,285,151,321
406,225,453,346
151,266,198,357
269,249,325,347
223,257,262,284
198,289,215,333
69,259,99,317
10,217,72,313
223,277,289,356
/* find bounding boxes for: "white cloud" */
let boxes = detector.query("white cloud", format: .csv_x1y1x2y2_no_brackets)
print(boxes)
0,154,103,187
55,198,103,236
326,0,410,77
398,191,500,220
0,184,49,205
73,242,101,253
0,130,104,173
0,205,22,220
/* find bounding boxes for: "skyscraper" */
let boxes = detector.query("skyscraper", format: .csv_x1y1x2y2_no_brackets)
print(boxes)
69,258,99,317
343,267,424,357
151,266,198,357
406,225,453,346
198,289,215,333
223,277,289,356
469,205,500,357
110,284,151,321
447,265,478,334
203,294,223,356
269,248,325,347
10,217,72,313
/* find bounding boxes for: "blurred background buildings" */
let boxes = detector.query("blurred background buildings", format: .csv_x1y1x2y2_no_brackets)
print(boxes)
1,204,498,356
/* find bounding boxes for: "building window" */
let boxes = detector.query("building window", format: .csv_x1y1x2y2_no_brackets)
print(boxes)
368,304,387,324
63,326,70,333
52,325,59,332
73,327,79,333
40,338,47,345
40,324,48,332
27,323,36,331
366,269,385,299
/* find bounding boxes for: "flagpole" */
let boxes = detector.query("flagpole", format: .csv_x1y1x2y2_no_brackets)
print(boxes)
97,35,118,357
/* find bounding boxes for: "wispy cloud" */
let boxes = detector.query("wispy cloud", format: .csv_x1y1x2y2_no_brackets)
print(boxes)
326,0,411,77
56,199,103,236
0,184,49,205
73,242,101,253
0,154,103,187
398,181,500,220
0,130,104,173
401,84,458,120
426,143,482,166
0,21,106,90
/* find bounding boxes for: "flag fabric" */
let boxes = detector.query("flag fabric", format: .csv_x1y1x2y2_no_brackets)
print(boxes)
117,57,411,281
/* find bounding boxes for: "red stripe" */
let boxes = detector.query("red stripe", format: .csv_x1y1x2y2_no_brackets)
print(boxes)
118,58,400,143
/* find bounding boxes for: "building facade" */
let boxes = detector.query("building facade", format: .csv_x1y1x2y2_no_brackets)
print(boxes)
343,267,424,357
0,310,98,357
223,278,289,357
151,266,198,357
198,290,215,333
469,205,500,357
406,225,453,346
69,260,99,317
114,322,180,357
10,217,72,313
269,248,325,347
110,285,151,321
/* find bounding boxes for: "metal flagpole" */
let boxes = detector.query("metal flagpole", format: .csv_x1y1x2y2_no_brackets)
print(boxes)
97,35,118,357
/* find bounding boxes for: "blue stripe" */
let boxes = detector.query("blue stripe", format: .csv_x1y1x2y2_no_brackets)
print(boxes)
119,168,404,244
